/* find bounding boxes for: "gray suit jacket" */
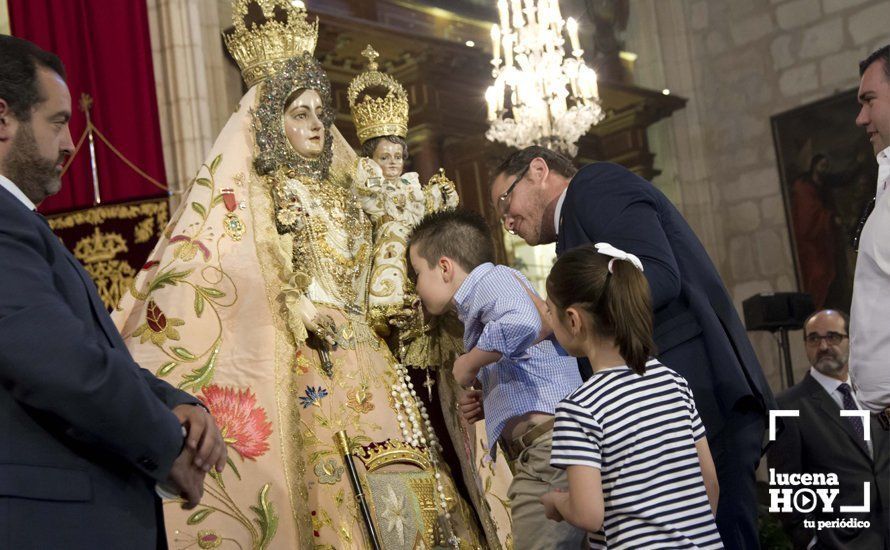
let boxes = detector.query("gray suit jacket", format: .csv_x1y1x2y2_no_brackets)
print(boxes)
769,373,889,549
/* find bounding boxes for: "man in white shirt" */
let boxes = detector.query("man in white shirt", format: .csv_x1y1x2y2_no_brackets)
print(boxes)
769,310,888,549
851,45,890,417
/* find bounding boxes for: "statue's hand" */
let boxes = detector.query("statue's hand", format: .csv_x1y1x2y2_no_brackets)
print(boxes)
307,311,338,348
293,294,337,347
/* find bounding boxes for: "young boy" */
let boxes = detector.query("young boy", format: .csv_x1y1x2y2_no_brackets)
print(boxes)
408,209,585,550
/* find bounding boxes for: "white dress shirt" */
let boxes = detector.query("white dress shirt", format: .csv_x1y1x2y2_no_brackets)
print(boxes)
850,146,890,412
809,367,872,455
0,174,36,211
553,187,568,236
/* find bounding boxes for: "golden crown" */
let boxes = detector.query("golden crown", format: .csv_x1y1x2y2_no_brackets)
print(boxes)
223,0,319,88
74,228,128,264
427,168,456,190
348,45,409,145
354,439,431,472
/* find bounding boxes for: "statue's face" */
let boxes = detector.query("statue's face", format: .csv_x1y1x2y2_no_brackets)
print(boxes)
283,89,325,158
371,140,404,179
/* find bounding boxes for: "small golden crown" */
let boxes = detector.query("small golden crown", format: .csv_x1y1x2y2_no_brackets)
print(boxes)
223,0,319,88
348,45,409,145
74,228,128,264
427,168,455,189
355,439,431,472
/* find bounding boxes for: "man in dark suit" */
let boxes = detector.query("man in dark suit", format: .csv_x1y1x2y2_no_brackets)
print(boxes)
0,36,227,549
769,309,888,549
486,146,777,549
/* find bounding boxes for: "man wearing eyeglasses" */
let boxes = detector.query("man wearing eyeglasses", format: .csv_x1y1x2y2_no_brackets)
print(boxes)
769,309,889,549
489,145,776,549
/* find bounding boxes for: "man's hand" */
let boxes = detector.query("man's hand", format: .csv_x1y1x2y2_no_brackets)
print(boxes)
513,273,552,343
457,388,484,424
173,404,227,473
540,490,566,522
166,447,205,509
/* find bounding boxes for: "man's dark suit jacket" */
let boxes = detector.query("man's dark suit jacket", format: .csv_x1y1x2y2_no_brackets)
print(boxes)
769,373,889,549
0,186,198,549
556,162,777,437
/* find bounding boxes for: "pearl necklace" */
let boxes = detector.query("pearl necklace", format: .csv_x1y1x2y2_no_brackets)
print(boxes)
390,362,461,548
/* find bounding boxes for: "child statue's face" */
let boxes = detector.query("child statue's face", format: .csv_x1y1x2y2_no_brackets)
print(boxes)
371,140,404,180
283,89,325,159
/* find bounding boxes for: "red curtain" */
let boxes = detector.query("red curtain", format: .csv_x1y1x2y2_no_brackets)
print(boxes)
9,0,168,214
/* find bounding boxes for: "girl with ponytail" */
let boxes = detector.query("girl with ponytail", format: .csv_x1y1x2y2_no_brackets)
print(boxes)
540,243,723,549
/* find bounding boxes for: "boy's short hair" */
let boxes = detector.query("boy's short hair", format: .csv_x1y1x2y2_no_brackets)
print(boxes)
409,209,495,273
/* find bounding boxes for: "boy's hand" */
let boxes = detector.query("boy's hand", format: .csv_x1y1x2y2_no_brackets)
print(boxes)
453,353,478,387
457,388,484,424
453,348,501,388
540,491,566,522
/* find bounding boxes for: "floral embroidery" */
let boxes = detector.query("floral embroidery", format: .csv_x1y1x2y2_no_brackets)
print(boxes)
299,385,328,408
200,385,272,460
170,234,211,262
345,385,374,414
178,484,277,550
130,300,185,346
313,458,344,484
196,530,222,549
294,349,310,375
310,509,334,539
126,152,238,382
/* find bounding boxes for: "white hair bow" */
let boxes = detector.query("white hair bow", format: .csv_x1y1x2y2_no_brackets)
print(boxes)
595,242,644,273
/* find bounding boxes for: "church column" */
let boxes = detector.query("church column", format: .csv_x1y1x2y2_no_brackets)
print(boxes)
146,0,237,210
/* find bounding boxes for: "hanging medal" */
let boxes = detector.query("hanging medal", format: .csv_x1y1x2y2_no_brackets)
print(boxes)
221,188,245,241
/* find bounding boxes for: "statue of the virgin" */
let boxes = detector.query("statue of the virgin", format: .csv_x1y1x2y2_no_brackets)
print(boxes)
114,1,494,548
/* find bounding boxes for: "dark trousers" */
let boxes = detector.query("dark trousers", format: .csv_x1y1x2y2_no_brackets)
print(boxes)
711,399,765,550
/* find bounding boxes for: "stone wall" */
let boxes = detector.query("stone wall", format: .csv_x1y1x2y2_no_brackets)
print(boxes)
626,0,890,392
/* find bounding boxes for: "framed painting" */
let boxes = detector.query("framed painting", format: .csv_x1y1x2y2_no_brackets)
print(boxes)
771,89,877,312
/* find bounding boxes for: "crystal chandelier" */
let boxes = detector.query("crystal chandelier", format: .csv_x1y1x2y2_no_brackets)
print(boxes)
485,0,604,156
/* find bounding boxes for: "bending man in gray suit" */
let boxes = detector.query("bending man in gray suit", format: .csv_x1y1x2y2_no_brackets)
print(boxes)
0,36,227,549
768,309,889,549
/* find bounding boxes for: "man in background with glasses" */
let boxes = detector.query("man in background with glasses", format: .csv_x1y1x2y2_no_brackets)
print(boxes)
769,309,889,549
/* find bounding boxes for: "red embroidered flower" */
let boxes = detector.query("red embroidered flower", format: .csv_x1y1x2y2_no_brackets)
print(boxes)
197,531,222,549
200,385,272,460
146,300,167,333
130,300,184,346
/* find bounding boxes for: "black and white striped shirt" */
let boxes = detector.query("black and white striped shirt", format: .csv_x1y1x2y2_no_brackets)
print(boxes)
550,360,723,549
